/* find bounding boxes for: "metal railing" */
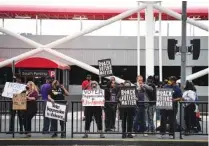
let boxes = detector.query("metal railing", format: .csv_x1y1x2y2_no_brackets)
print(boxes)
0,99,67,138
71,100,208,139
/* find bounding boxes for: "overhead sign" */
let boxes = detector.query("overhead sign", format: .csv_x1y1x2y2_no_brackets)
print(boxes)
2,82,26,98
21,70,49,76
156,88,173,110
120,86,137,108
82,89,105,106
98,59,113,77
45,101,68,121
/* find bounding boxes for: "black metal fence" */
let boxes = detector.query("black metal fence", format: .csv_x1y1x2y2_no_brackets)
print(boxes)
71,100,208,139
0,98,208,139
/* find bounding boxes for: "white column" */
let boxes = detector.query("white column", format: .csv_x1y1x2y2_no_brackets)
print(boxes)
186,67,192,76
35,15,38,35
158,2,162,81
137,1,141,75
145,4,155,78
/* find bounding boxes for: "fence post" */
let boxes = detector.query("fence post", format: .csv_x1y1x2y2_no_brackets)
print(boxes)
71,101,74,138
179,102,183,139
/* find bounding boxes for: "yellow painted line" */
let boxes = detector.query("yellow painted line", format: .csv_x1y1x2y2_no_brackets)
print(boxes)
0,138,208,142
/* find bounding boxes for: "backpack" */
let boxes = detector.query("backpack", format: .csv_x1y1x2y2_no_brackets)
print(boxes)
146,83,156,101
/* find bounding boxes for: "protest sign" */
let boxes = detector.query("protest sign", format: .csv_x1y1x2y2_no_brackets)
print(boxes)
82,89,105,106
45,101,67,121
120,87,137,108
2,82,26,98
98,59,113,77
12,93,27,110
156,88,173,110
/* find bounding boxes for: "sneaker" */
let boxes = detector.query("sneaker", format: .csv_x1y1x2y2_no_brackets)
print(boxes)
159,134,165,139
51,133,58,138
82,134,88,138
127,134,133,138
169,135,174,139
143,134,148,137
100,134,105,138
61,133,66,138
122,134,126,138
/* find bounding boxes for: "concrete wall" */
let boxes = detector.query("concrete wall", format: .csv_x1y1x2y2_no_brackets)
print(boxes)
0,35,208,66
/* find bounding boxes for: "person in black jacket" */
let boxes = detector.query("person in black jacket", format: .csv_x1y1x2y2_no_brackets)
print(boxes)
118,81,136,138
104,80,118,132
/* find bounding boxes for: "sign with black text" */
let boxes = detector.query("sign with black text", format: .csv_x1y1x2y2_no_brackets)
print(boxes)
82,89,105,106
120,87,137,107
45,101,68,121
2,82,26,98
98,59,113,77
156,88,173,110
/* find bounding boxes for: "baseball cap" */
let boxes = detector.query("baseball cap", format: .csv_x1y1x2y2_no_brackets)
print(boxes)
169,76,177,82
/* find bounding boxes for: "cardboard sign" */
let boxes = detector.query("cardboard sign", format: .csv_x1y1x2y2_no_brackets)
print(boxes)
45,101,67,121
98,59,113,77
120,87,137,108
12,93,27,110
2,82,26,98
156,88,173,110
82,89,105,106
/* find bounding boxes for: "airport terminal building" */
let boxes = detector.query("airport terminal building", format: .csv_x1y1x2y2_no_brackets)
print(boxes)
0,5,208,99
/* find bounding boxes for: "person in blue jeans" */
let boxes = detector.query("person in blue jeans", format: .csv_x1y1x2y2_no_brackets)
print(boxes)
41,76,52,134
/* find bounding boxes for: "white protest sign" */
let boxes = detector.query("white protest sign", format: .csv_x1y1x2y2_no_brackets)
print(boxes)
2,82,26,98
45,101,67,121
156,88,173,110
82,89,105,106
98,59,113,77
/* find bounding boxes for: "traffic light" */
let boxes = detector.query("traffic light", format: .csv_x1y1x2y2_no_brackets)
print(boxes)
190,39,200,60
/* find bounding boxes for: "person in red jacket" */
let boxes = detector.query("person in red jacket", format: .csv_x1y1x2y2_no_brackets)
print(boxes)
81,75,92,121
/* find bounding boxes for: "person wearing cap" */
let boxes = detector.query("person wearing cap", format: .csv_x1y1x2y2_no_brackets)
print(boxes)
40,76,52,134
7,74,24,134
160,76,182,139
82,81,105,138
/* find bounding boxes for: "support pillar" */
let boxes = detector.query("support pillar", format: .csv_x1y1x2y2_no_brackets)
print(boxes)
145,4,155,78
186,67,192,76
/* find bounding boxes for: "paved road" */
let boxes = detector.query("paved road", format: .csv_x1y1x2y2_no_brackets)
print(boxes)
0,114,208,140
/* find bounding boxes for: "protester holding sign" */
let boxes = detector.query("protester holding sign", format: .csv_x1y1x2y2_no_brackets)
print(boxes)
82,81,105,138
48,80,70,138
6,74,24,134
160,76,182,139
104,80,118,132
117,81,136,138
22,81,39,138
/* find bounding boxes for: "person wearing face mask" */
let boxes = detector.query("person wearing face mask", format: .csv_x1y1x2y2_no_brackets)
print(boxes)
48,80,70,138
83,81,105,138
104,80,118,132
7,74,24,134
22,81,39,138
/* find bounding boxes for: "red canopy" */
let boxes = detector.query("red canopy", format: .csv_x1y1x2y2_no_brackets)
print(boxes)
0,5,207,20
0,57,70,70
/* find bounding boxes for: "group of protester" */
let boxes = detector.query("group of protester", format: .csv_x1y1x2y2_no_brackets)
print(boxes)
5,73,200,139
81,74,201,139
6,74,69,138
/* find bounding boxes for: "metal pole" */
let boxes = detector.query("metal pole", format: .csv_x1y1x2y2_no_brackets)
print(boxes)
119,20,122,35
36,15,38,35
45,5,147,48
137,1,141,76
180,1,187,89
167,22,169,36
40,19,42,35
153,4,209,32
158,2,162,81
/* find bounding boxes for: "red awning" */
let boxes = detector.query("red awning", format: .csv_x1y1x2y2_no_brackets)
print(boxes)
0,57,70,70
0,5,208,20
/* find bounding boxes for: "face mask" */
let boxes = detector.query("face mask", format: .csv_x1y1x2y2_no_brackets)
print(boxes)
56,85,60,89
26,86,29,90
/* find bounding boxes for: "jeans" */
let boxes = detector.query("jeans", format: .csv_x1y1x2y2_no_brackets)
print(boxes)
144,104,155,132
43,101,51,132
133,105,146,132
